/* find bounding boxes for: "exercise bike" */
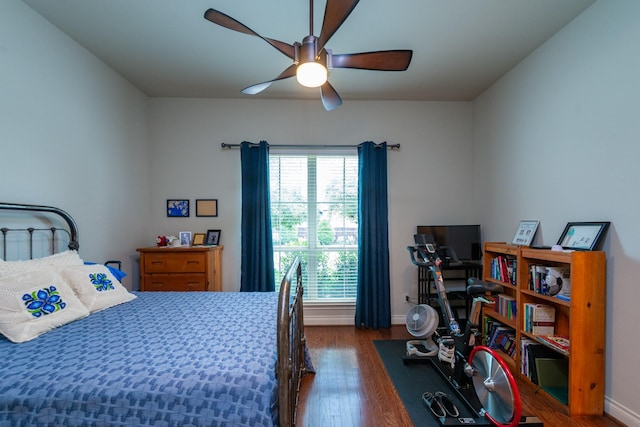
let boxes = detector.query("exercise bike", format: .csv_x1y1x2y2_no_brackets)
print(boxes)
406,240,543,427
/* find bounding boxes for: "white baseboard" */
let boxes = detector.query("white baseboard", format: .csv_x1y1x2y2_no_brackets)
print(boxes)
605,396,640,426
303,308,409,326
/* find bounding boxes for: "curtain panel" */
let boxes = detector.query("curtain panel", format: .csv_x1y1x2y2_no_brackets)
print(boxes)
240,141,275,292
355,141,391,329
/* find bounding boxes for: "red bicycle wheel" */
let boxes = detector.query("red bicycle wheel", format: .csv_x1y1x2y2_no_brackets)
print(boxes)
468,345,522,427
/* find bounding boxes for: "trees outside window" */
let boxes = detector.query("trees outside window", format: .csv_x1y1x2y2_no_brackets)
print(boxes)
270,153,358,302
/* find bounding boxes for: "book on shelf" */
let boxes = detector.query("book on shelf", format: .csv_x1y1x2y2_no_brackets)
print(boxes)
500,331,517,358
484,319,514,351
521,338,564,385
529,264,571,300
497,294,517,320
506,258,517,286
529,265,547,294
490,256,516,285
488,326,512,348
520,337,536,380
524,303,556,336
537,335,570,354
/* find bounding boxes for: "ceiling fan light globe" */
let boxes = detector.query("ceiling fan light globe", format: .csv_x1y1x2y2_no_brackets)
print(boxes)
296,62,327,88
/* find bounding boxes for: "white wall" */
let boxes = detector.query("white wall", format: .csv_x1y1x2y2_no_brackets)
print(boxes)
147,98,474,319
472,0,640,423
6,0,636,421
0,0,151,287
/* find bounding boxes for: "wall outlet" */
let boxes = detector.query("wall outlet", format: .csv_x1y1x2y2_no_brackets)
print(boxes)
404,293,410,302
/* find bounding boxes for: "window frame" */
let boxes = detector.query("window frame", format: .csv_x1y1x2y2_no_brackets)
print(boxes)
270,149,358,303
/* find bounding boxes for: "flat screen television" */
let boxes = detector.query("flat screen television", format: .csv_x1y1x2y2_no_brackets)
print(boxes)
416,225,482,261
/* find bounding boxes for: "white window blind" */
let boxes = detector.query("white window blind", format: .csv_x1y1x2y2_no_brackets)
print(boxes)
270,153,358,302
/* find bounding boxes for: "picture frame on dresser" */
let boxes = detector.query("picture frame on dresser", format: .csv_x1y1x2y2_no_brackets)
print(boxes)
167,199,189,217
179,231,192,246
206,229,221,246
557,221,610,251
192,233,205,246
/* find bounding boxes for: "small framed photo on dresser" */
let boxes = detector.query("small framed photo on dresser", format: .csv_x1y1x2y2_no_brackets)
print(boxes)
192,233,205,246
179,231,192,246
206,229,221,246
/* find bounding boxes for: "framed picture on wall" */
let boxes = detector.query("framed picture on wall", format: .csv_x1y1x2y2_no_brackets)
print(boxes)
196,199,218,217
167,199,189,217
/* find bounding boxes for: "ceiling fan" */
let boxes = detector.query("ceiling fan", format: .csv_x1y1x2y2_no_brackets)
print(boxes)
204,0,413,111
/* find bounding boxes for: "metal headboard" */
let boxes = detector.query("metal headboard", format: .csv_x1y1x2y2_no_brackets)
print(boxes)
0,202,79,260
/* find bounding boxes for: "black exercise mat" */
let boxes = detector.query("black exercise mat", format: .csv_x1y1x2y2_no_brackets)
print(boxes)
373,339,477,427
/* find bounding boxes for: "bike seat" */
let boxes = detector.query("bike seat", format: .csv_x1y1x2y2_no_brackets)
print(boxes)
466,277,504,296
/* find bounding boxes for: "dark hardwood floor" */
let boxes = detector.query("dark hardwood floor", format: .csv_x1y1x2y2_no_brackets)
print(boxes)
296,325,623,427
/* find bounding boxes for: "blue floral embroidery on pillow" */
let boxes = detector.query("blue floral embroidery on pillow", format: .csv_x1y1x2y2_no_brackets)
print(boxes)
89,272,114,292
22,286,67,318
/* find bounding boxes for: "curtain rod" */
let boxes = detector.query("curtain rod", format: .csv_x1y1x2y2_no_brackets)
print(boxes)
220,142,400,150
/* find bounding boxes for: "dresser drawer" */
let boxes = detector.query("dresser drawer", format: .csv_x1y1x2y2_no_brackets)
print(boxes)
142,274,206,291
137,246,223,292
143,252,206,273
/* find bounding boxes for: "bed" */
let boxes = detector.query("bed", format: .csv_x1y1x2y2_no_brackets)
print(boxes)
0,202,308,426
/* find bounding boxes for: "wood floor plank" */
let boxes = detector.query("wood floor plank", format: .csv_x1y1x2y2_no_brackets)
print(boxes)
297,325,623,427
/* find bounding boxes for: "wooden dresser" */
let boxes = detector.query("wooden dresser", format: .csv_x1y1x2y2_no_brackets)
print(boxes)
137,246,223,292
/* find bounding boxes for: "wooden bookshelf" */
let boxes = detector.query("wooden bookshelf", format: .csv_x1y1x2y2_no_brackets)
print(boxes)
482,243,606,416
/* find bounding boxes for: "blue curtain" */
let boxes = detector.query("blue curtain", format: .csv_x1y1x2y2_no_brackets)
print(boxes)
240,141,275,292
355,141,391,329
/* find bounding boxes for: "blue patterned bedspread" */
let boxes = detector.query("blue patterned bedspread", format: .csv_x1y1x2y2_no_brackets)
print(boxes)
0,292,280,426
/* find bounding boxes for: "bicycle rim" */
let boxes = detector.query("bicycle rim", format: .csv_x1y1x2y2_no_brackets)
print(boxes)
469,346,522,427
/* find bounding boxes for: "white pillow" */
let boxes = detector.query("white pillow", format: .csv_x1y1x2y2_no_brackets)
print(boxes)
0,268,89,343
58,264,136,313
0,250,84,278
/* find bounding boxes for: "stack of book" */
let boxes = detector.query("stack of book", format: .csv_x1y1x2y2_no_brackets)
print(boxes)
496,294,517,320
521,337,568,404
484,319,517,358
537,335,570,355
523,303,556,336
490,256,517,285
529,264,571,300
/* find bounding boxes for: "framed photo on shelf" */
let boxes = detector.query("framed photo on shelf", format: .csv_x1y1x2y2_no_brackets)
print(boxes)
167,199,189,217
557,221,610,251
196,199,218,217
511,220,539,246
179,231,192,246
205,229,221,246
192,233,205,246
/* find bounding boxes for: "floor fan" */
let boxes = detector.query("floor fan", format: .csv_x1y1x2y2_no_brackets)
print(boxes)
405,304,439,357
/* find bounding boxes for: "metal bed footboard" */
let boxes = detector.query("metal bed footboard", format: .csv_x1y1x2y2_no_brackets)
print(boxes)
277,256,307,427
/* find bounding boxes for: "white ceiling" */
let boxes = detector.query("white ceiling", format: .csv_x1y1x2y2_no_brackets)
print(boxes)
23,0,595,103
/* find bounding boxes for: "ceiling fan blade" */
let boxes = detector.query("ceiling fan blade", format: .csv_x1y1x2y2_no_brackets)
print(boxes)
204,9,295,59
317,0,359,52
241,65,297,95
332,50,413,71
320,81,342,111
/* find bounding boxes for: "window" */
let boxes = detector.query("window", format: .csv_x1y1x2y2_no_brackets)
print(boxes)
270,152,358,302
